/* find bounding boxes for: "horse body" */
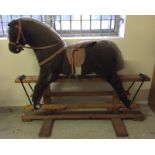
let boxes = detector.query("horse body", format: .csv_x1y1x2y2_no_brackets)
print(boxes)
8,18,131,109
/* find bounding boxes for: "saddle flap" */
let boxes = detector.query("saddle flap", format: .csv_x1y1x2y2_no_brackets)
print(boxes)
74,48,85,66
66,40,96,75
67,47,85,67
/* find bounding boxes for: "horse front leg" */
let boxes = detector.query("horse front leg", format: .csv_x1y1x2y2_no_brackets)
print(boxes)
104,72,131,108
32,71,58,109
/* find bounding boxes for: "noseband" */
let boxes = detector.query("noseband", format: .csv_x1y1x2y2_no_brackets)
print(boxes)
9,19,67,66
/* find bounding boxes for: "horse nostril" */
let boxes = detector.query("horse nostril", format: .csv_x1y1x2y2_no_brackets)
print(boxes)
16,48,20,52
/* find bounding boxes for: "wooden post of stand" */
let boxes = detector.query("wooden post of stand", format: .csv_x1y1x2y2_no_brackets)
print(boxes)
112,92,120,104
111,118,128,137
39,120,54,137
43,86,52,104
39,85,54,137
111,92,121,112
111,92,128,136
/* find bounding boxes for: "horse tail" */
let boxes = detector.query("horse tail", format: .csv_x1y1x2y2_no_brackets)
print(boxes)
105,41,124,71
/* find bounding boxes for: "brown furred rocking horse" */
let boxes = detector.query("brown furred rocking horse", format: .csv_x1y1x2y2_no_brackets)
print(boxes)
8,18,131,109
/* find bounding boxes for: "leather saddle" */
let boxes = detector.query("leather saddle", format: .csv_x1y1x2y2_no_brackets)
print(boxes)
66,41,97,75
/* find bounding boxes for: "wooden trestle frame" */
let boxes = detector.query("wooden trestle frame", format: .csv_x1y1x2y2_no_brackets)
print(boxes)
15,74,150,137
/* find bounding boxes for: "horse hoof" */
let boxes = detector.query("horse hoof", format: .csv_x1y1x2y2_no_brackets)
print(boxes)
34,104,41,110
124,99,131,108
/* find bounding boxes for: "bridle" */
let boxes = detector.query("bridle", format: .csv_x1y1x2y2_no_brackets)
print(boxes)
9,19,67,66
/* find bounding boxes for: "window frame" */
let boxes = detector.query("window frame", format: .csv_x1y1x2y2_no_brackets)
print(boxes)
50,15,122,37
0,15,125,38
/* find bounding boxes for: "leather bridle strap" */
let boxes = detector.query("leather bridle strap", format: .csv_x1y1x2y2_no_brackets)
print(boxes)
9,18,67,67
17,19,26,44
9,19,26,48
9,19,62,50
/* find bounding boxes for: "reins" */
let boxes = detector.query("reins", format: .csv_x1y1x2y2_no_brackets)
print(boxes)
9,19,67,66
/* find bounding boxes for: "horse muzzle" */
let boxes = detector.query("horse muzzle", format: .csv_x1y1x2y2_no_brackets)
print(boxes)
9,43,24,53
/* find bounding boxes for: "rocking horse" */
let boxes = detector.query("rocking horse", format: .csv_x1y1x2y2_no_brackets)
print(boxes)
8,18,131,110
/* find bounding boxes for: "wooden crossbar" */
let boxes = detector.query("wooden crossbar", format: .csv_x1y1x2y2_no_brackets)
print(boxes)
30,91,129,98
39,120,54,137
111,118,128,137
15,74,150,83
50,91,114,96
49,91,130,97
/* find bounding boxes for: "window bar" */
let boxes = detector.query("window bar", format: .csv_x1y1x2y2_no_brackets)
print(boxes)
100,15,102,32
0,16,2,36
109,15,112,30
0,16,5,36
80,15,82,34
70,15,72,33
41,15,43,22
90,15,92,32
51,15,56,29
60,15,62,31
113,15,116,31
114,15,120,34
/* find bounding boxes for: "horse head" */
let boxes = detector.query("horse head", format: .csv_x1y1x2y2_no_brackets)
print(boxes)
8,19,25,53
8,18,66,61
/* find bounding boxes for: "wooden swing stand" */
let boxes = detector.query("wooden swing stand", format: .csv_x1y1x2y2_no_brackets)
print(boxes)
15,74,150,137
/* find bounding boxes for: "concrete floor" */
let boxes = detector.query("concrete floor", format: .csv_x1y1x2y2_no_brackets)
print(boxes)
0,105,155,139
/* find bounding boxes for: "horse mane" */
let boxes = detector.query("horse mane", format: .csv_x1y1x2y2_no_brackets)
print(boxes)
20,18,52,31
19,18,64,43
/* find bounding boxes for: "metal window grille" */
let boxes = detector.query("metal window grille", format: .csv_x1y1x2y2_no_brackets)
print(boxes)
0,15,124,37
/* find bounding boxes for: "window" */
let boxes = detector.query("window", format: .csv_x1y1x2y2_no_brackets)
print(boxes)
0,15,46,37
0,15,125,38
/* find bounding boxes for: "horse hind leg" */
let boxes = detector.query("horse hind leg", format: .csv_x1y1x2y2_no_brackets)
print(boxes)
103,72,131,108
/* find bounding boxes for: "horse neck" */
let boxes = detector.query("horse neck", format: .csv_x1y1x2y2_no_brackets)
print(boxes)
22,20,66,65
23,20,64,48
34,45,66,66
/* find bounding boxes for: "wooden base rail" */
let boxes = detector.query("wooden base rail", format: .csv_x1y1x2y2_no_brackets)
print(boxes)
24,103,140,111
22,110,145,122
22,110,145,138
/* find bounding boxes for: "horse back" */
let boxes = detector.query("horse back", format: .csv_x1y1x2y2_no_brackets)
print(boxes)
83,41,124,75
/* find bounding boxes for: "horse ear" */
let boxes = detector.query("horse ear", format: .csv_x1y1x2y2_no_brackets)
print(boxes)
8,21,13,27
8,22,11,27
8,20,17,27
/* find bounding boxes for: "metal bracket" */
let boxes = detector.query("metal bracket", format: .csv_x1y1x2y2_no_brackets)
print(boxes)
126,73,148,104
18,75,33,105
